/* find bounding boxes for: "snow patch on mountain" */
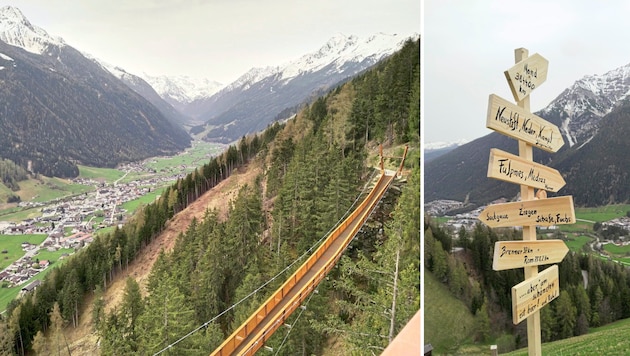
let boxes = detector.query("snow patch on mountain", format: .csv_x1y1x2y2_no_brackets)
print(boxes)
0,6,65,54
425,139,468,151
140,74,223,104
542,62,630,147
225,33,413,92
0,52,13,61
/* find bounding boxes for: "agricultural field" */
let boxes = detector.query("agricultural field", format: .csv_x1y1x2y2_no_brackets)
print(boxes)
575,204,630,222
0,234,47,270
564,234,592,252
121,186,167,214
78,165,126,183
0,248,74,312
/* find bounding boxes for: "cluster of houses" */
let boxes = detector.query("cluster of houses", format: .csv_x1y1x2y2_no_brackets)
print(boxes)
0,156,196,294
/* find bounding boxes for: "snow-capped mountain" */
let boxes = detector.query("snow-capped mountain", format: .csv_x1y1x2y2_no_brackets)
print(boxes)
0,5,65,55
0,5,190,177
426,60,630,207
192,32,416,143
225,33,408,93
140,74,223,110
90,57,196,126
541,64,630,147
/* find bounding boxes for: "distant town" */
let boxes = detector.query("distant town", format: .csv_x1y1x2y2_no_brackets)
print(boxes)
0,159,191,291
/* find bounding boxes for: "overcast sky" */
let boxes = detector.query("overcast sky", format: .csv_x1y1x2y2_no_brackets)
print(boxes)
424,1,630,145
11,0,420,84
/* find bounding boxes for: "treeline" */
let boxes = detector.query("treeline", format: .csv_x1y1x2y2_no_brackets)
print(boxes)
0,122,283,355
348,37,420,146
425,220,630,352
0,159,28,192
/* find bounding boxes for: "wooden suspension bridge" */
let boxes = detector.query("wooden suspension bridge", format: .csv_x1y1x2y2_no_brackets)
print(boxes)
211,146,410,355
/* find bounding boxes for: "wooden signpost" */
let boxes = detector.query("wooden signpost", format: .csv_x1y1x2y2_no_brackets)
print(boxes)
512,265,559,324
493,240,569,271
478,196,574,228
504,53,549,102
487,148,566,192
478,48,574,356
486,94,564,152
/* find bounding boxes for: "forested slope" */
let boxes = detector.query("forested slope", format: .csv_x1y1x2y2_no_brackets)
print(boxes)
425,220,630,353
0,38,419,355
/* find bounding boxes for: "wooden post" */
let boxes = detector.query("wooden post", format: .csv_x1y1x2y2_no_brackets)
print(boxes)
515,47,542,356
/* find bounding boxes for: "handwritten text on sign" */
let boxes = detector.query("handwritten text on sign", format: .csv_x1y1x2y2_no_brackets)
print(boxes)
504,53,549,102
492,240,569,271
512,265,559,324
486,94,564,153
478,196,575,228
487,148,566,192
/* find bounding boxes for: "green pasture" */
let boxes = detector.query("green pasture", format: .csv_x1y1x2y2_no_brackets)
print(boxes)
0,249,74,312
575,204,630,222
565,235,591,252
121,186,167,214
0,207,42,222
603,243,630,255
0,234,47,270
144,141,225,173
78,165,125,183
507,317,630,355
424,268,476,354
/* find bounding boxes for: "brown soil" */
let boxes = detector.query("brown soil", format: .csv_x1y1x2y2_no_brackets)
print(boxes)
64,162,262,355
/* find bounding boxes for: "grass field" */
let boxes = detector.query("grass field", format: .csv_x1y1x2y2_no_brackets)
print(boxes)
565,235,592,252
506,317,630,355
121,186,167,214
0,249,74,312
424,268,476,354
603,243,630,255
78,165,125,183
575,204,630,222
0,234,47,270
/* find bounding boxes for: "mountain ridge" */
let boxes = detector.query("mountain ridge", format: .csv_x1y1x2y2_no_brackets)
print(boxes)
427,60,630,207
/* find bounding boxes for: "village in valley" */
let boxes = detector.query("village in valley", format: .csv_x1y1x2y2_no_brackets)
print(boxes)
0,153,210,297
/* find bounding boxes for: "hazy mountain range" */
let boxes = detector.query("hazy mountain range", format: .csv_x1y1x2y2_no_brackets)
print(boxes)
0,5,414,176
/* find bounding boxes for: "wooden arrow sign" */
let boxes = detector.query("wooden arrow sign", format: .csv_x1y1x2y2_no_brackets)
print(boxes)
478,196,575,228
504,53,549,102
487,148,566,192
493,239,568,271
512,265,559,324
487,94,564,152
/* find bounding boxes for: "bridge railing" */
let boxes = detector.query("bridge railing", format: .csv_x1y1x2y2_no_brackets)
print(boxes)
211,172,392,355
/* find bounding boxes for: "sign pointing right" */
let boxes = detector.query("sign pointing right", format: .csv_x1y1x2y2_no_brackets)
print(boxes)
487,148,566,192
486,94,564,152
493,240,569,271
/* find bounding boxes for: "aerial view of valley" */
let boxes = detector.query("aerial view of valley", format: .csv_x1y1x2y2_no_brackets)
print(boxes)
0,2,420,355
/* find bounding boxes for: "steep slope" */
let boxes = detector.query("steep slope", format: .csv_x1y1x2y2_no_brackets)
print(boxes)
0,6,191,177
94,60,195,128
426,61,630,207
192,33,415,143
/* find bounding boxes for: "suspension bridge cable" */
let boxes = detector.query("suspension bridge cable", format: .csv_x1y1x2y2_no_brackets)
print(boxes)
152,169,380,355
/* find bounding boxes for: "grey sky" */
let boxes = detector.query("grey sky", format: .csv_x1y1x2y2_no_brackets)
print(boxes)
10,0,420,84
424,1,630,144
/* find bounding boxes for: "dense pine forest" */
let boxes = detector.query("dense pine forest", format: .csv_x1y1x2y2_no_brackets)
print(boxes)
0,38,419,355
425,219,630,353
